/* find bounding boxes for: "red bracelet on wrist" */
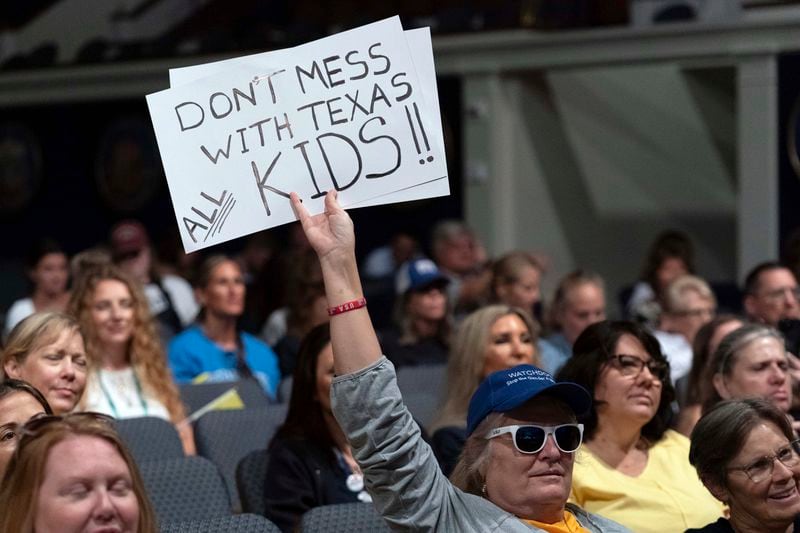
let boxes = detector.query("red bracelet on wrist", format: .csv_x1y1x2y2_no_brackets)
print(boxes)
327,297,367,316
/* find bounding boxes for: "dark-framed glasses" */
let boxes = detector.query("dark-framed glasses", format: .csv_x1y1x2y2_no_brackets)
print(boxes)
608,354,669,382
485,423,584,454
727,439,800,483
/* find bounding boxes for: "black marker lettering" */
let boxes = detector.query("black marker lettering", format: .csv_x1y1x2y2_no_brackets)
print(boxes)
175,102,204,131
249,117,273,147
323,55,345,87
345,50,368,80
391,72,412,102
251,154,290,216
368,43,390,75
274,113,293,141
293,140,326,199
369,83,392,114
209,92,234,119
232,83,257,111
295,62,329,94
183,217,208,243
326,97,348,126
345,91,370,121
201,135,233,164
316,133,362,191
359,116,401,179
297,101,326,131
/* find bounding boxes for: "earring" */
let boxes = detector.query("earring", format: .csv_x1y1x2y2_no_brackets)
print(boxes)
481,483,487,498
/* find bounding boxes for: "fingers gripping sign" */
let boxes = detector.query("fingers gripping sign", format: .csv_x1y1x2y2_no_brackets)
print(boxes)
290,191,355,264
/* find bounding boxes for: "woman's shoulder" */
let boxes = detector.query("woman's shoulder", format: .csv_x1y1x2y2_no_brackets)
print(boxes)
169,324,205,344
269,435,332,467
241,331,274,351
652,429,690,453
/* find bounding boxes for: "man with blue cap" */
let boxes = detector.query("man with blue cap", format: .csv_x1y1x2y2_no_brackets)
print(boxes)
291,190,629,532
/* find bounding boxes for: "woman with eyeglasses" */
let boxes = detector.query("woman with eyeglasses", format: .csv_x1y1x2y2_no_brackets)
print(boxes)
0,412,157,533
0,379,52,479
290,191,628,532
557,320,723,532
689,398,800,533
705,324,794,426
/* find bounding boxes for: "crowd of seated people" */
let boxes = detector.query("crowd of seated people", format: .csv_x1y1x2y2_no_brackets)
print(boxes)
2,198,800,531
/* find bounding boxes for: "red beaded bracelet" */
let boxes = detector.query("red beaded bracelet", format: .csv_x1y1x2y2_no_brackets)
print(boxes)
327,297,367,316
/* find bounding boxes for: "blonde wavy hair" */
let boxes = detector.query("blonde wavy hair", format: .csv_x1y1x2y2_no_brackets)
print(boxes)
431,305,540,432
68,264,186,423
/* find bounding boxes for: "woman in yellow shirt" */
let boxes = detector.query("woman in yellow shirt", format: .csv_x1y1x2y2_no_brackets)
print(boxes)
558,320,724,533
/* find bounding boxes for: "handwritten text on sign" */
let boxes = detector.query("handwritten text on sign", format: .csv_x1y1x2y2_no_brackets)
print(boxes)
147,17,448,252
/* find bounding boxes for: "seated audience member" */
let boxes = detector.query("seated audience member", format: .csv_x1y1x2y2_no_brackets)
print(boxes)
0,413,156,532
0,379,52,479
362,231,420,279
69,265,195,454
627,230,694,326
110,219,199,339
557,320,724,533
290,191,628,532
688,398,800,533
490,251,543,319
431,304,540,476
238,231,278,334
379,258,451,367
70,247,112,283
706,324,794,423
261,250,325,347
743,262,800,327
4,239,70,338
742,262,800,354
2,312,87,415
431,219,491,317
272,251,329,376
264,324,371,531
652,275,717,383
539,270,606,375
169,255,281,399
674,315,744,436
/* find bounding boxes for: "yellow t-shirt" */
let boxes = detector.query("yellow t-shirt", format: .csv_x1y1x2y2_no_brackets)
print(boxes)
523,510,590,533
569,430,724,533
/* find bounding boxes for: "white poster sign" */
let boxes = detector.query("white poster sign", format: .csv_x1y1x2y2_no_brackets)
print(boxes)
147,17,448,252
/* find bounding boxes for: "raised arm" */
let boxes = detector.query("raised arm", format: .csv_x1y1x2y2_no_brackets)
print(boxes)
290,191,381,375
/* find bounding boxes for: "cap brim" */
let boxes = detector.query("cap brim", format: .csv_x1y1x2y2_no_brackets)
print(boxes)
409,276,450,293
495,381,592,418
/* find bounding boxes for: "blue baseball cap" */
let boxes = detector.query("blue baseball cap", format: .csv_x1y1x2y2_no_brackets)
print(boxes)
395,258,449,295
466,364,592,436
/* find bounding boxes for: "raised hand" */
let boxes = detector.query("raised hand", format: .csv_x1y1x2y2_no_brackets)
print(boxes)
290,190,355,264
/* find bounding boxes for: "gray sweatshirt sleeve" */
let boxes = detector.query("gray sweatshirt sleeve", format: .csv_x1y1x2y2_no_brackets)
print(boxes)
330,357,534,532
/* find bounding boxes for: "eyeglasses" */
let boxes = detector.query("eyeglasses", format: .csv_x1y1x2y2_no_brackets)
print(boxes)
486,424,584,454
727,439,800,483
607,354,669,382
759,287,800,303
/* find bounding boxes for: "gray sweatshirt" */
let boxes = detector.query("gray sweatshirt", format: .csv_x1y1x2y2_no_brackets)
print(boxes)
331,357,631,532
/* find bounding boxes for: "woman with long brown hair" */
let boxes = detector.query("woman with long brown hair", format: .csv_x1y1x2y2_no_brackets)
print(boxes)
69,264,194,454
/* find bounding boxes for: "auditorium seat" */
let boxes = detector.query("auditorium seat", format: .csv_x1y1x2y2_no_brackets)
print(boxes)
300,503,390,532
235,448,269,515
116,416,184,464
160,513,281,532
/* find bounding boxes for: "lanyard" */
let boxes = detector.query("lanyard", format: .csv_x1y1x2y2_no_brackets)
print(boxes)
97,368,148,418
